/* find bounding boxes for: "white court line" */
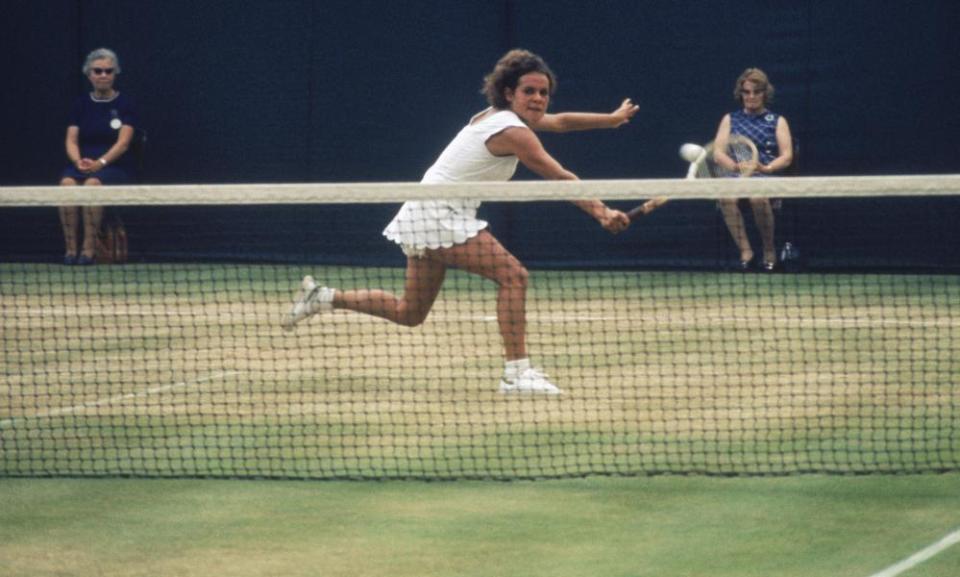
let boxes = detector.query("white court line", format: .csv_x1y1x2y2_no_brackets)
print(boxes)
867,527,960,577
0,370,239,429
15,308,960,328
473,314,958,328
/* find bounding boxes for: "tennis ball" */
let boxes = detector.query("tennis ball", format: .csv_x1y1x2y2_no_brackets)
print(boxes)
679,143,704,163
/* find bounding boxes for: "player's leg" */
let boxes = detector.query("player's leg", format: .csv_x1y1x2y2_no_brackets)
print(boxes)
432,231,558,394
429,230,528,360
285,231,521,339
334,256,446,326
719,198,753,267
316,230,534,361
282,253,447,331
750,197,776,270
58,178,81,265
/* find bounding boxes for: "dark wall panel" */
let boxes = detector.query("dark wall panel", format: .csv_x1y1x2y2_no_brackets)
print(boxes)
2,1,958,269
3,1,82,184
76,0,316,182
304,1,508,182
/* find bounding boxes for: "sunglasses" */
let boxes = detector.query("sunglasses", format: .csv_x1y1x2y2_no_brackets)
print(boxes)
91,68,115,76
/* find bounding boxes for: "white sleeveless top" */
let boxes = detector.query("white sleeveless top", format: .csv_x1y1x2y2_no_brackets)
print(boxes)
383,109,527,252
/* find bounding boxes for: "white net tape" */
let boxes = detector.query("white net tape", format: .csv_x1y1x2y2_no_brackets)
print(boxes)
3,174,960,206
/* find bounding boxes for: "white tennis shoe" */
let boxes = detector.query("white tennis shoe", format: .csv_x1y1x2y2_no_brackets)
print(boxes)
281,275,335,331
499,367,561,395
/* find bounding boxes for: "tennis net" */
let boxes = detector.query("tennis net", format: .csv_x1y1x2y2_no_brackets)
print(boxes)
1,176,959,479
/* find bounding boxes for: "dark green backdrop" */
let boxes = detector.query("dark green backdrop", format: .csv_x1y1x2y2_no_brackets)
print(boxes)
2,1,959,269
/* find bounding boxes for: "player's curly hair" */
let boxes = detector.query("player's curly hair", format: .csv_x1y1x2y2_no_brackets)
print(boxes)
734,67,775,105
482,49,557,109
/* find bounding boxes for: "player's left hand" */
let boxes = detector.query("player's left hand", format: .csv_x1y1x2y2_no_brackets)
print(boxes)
610,98,639,127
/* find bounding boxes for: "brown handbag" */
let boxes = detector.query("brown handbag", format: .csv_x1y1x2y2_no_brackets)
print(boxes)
96,215,128,264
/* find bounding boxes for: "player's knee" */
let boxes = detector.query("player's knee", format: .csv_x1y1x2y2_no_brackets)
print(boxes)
396,306,430,327
398,312,428,327
500,265,529,290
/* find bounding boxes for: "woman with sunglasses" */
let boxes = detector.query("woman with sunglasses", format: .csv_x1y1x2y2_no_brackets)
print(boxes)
713,67,793,272
282,49,637,395
59,47,138,265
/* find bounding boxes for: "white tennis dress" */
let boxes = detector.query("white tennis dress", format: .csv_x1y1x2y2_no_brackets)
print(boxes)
383,108,527,255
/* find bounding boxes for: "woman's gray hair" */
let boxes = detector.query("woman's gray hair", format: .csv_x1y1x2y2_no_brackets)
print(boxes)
82,47,121,75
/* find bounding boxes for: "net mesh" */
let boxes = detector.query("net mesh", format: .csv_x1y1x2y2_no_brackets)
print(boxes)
2,177,959,479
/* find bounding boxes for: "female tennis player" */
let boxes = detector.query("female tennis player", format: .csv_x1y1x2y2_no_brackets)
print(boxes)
713,67,793,271
283,49,637,394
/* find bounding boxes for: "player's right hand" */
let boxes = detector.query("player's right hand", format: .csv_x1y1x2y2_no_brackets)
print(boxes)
600,208,630,234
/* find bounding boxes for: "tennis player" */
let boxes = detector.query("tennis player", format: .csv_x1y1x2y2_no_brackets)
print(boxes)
713,67,793,271
283,49,636,394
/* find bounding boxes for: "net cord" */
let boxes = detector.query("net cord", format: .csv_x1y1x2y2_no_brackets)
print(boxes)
2,174,959,206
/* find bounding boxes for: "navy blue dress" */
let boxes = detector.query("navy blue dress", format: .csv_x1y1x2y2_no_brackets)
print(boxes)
61,92,138,184
729,109,780,167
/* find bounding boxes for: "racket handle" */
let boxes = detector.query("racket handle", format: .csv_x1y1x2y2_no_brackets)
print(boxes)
627,197,668,221
627,205,647,221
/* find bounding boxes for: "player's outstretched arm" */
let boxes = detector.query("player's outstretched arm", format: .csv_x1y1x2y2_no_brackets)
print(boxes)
492,126,577,180
572,200,630,234
488,126,630,234
534,98,639,132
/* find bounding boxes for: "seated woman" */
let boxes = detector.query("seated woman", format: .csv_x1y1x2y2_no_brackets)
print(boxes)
59,47,137,265
712,67,793,271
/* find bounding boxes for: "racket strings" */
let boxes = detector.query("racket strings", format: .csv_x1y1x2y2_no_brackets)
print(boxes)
729,142,754,163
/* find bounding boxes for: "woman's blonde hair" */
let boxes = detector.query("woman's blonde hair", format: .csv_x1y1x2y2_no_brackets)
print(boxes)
733,67,774,104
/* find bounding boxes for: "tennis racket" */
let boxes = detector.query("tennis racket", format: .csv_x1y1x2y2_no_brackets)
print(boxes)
625,140,707,221
626,135,759,221
691,133,759,179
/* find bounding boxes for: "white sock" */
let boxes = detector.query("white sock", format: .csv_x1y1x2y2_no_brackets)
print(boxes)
503,358,531,381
